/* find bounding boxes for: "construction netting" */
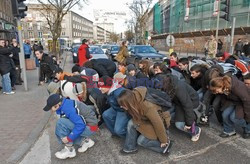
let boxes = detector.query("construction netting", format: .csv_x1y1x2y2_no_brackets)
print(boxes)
158,0,250,34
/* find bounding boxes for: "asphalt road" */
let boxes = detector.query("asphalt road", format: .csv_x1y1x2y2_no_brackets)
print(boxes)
20,52,250,164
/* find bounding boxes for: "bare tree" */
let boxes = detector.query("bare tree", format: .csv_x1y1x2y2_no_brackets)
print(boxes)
124,30,134,42
110,32,119,43
127,0,153,44
37,0,87,59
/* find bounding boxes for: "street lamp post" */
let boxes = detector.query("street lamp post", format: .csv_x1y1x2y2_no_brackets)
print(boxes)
215,0,220,42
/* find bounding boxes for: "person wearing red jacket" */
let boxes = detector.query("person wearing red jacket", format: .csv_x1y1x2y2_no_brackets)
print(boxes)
78,39,91,66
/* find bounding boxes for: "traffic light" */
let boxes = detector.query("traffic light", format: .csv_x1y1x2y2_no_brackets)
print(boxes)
11,0,28,18
220,0,230,21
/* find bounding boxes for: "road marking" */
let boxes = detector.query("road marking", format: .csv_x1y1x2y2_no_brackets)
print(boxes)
20,129,51,164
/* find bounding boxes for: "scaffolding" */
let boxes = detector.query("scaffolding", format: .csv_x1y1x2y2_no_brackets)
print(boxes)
157,0,250,35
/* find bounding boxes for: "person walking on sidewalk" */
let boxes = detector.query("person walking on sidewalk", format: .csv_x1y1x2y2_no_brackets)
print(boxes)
35,49,58,85
23,40,32,59
115,40,129,65
0,39,15,95
78,39,91,66
235,39,244,56
207,35,217,58
43,94,98,159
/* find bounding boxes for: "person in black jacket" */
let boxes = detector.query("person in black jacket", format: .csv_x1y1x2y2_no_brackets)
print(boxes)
35,49,57,85
243,41,250,57
0,39,15,94
162,75,202,141
84,59,116,78
10,38,22,85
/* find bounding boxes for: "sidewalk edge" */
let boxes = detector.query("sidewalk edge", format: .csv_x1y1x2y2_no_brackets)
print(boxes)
6,112,52,164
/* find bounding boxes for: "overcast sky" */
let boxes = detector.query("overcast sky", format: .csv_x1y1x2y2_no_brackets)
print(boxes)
26,0,158,33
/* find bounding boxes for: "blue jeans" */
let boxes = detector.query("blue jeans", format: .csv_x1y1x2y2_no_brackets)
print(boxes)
169,105,176,120
2,72,12,93
123,120,168,153
175,122,200,136
222,105,250,134
102,107,130,138
55,118,96,146
197,88,204,101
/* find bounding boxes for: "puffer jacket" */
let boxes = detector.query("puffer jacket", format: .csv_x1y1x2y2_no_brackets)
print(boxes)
114,45,129,64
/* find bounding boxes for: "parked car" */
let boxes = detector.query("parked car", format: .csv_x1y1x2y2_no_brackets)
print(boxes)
89,46,108,59
101,44,111,54
106,45,120,60
128,45,166,65
71,45,80,63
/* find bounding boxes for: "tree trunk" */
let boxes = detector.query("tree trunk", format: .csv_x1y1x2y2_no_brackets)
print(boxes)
52,37,59,60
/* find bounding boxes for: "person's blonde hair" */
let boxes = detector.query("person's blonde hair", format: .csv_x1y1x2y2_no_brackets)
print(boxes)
209,75,231,95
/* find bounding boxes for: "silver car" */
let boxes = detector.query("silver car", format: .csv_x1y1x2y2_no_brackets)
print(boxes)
89,46,108,59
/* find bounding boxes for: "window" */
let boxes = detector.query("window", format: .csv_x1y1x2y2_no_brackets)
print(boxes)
28,23,33,30
28,31,33,38
37,22,41,30
38,32,43,38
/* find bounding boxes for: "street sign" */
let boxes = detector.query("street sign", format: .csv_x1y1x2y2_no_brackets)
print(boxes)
166,35,175,47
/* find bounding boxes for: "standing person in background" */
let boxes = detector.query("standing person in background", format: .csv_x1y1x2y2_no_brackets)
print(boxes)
10,38,22,85
243,40,250,57
217,39,223,53
115,41,129,65
0,39,15,94
78,39,91,67
23,40,32,59
235,39,244,56
207,35,217,58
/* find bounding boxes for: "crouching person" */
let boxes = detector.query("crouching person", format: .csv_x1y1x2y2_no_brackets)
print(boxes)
99,76,130,138
118,87,172,155
43,94,98,159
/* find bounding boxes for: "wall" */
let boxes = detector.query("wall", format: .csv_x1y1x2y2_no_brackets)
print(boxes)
153,34,250,54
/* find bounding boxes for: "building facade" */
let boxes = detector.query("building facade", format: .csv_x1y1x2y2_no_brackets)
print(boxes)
61,11,94,46
0,0,16,40
147,0,250,53
21,4,50,44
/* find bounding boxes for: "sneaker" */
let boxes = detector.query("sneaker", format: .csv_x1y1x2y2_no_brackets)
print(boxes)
219,132,236,138
120,149,138,155
55,146,76,159
78,138,95,153
5,91,15,95
191,127,201,142
243,132,250,139
163,140,173,154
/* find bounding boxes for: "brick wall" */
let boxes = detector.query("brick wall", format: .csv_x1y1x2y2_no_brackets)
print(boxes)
152,34,250,54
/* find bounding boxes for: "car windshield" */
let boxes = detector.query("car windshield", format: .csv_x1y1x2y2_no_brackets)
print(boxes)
111,46,120,51
134,46,157,53
102,45,109,49
73,46,80,52
89,47,104,54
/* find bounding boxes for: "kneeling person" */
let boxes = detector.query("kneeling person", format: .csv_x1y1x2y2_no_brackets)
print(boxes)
43,94,98,159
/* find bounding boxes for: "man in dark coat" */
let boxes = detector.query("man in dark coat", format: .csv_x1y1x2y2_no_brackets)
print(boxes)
0,39,15,94
35,49,57,85
84,59,116,78
235,39,244,56
10,38,22,85
243,41,250,57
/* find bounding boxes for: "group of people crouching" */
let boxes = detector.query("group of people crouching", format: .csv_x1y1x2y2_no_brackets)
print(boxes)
43,52,250,159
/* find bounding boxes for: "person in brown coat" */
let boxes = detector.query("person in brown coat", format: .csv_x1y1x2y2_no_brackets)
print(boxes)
117,87,172,154
114,41,129,65
209,75,250,139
